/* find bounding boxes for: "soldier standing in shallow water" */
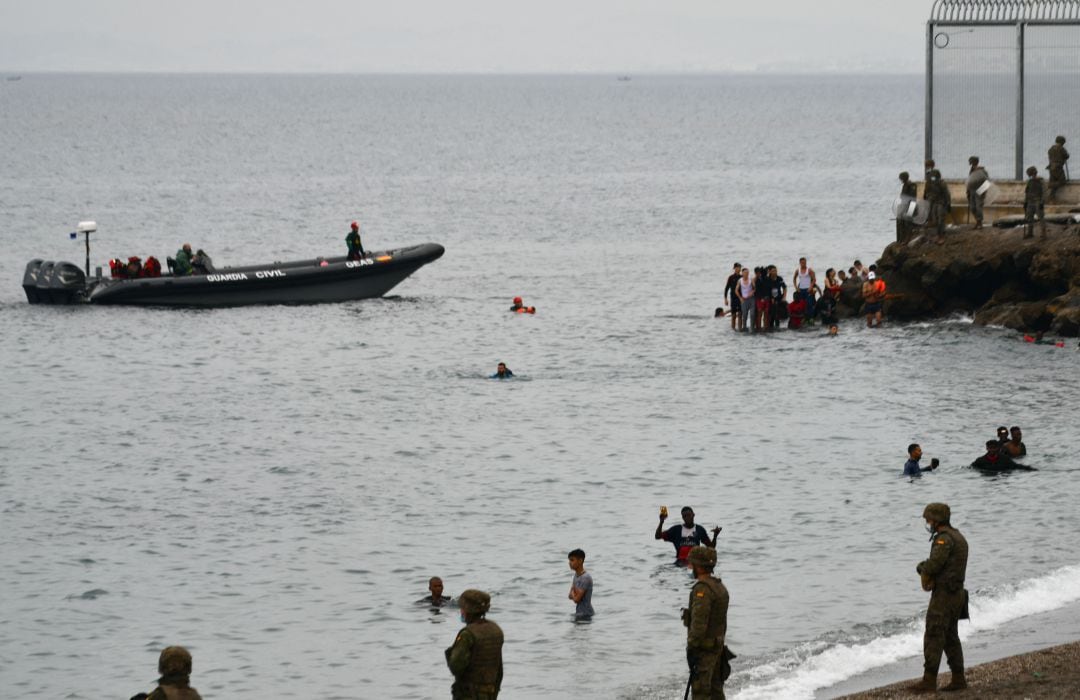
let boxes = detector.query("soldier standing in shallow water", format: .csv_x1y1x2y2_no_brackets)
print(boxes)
446,589,504,699
683,545,731,699
911,503,969,693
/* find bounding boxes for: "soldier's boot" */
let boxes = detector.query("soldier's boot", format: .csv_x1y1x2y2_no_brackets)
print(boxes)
908,671,937,693
943,670,967,691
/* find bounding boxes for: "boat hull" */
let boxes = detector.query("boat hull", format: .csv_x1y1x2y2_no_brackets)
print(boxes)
26,243,444,308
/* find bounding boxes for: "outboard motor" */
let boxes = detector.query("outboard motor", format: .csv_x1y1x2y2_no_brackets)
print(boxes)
22,259,45,303
26,259,87,304
49,261,87,303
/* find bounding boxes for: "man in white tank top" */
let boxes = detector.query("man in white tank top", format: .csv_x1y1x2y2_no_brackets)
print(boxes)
792,257,817,322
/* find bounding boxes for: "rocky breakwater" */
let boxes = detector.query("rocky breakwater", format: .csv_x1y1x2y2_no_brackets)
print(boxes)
870,223,1080,336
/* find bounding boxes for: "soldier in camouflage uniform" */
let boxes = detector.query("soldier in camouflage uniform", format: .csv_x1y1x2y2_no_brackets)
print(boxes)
925,169,951,243
911,503,969,693
683,545,731,700
1024,166,1046,240
1047,135,1069,201
446,589,504,699
129,646,203,700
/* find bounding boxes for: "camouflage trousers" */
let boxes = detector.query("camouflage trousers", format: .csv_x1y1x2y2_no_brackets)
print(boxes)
924,593,964,675
690,650,725,700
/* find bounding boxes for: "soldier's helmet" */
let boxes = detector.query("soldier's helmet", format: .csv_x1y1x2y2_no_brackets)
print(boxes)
922,502,951,524
458,589,491,615
687,545,716,568
158,646,193,677
968,156,979,165
1056,135,1066,144
1027,166,1038,176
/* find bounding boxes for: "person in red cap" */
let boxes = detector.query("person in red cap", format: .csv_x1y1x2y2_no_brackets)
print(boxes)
345,221,365,261
509,296,536,314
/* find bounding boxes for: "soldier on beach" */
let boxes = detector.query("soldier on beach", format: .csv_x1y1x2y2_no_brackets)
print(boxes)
446,589,503,699
1025,166,1046,240
1048,135,1069,201
683,545,731,700
912,503,969,693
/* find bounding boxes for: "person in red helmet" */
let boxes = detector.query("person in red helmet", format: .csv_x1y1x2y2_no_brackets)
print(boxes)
509,296,535,314
345,221,365,261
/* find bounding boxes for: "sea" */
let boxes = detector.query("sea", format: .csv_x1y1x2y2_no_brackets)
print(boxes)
1,74,1079,699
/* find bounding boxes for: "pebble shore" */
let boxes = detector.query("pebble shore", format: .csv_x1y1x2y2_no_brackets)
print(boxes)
835,640,1080,699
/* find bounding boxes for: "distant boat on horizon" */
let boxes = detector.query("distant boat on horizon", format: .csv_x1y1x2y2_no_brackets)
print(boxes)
617,75,631,81
6,76,22,81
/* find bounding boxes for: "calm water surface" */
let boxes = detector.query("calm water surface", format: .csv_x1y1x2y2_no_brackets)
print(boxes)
1,75,1079,699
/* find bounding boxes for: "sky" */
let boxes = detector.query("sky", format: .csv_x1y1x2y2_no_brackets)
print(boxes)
1,1,932,73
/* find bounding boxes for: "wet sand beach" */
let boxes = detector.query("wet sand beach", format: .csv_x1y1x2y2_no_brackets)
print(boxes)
835,640,1080,699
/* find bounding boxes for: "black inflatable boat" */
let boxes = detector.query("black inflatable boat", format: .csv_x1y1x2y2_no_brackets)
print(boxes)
24,234,444,308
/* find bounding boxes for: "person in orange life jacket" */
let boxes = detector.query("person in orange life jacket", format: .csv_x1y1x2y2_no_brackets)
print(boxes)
862,268,886,328
655,506,720,562
509,296,535,314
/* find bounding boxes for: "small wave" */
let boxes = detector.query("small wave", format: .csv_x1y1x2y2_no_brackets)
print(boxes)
733,563,1080,699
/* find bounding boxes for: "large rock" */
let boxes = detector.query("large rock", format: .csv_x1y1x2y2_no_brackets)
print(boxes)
875,223,1080,336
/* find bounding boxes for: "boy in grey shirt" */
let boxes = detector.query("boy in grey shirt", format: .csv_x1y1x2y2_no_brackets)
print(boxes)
568,548,594,620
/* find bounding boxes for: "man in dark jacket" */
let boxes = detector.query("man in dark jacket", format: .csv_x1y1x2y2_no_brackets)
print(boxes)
897,171,918,241
911,503,969,693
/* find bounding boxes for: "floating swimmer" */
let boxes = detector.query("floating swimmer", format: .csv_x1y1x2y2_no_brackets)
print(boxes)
490,362,514,379
509,296,536,314
1023,331,1065,347
970,440,1036,471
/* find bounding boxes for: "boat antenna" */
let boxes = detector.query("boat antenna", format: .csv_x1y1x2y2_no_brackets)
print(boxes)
71,221,97,277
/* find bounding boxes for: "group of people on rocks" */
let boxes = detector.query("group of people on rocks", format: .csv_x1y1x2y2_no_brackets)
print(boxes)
907,135,1070,243
720,258,887,333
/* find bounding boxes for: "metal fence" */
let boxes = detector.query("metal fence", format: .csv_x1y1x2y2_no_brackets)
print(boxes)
926,1,1080,179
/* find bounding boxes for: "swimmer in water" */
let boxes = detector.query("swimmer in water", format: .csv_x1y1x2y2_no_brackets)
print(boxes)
827,324,839,336
903,443,939,477
491,362,514,379
1003,426,1027,458
654,506,720,563
418,576,452,607
971,440,1035,471
509,296,535,313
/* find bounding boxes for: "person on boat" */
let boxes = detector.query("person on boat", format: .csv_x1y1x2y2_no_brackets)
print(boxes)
142,256,162,277
491,362,514,379
509,297,535,314
903,443,939,477
419,576,452,607
126,256,143,277
191,249,214,275
174,243,194,276
654,506,720,563
1003,426,1027,458
970,440,1034,471
346,221,365,261
792,257,817,320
